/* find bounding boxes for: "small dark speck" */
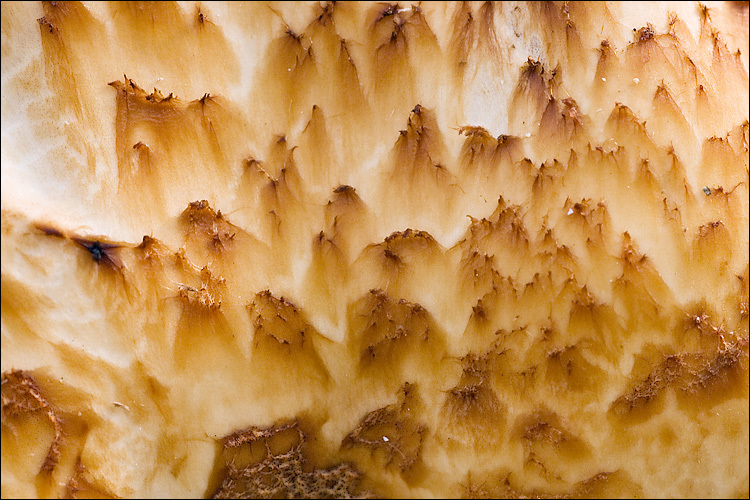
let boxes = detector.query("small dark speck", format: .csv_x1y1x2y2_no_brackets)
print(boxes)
90,242,104,262
703,186,711,196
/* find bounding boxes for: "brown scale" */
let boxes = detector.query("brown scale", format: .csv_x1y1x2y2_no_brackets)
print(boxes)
542,342,607,400
350,289,434,367
447,1,474,74
342,383,427,483
700,134,749,195
300,228,349,329
444,1,476,126
1,371,64,474
355,227,447,306
604,103,664,173
462,276,520,350
675,335,749,409
131,237,204,310
235,142,312,274
211,419,369,499
181,201,236,251
366,4,414,102
612,233,678,333
168,261,247,376
518,270,557,320
661,147,699,224
462,467,643,499
344,289,448,395
591,37,622,109
247,290,330,389
298,4,374,168
532,159,566,204
650,84,697,157
559,198,614,247
246,23,316,133
440,349,506,450
509,58,558,136
1,370,104,499
456,125,500,175
512,408,593,481
390,105,449,179
107,2,240,88
612,335,749,422
174,266,224,312
251,291,312,349
296,105,340,197
690,220,732,292
454,250,506,328
456,127,528,208
365,3,424,119
525,2,580,79
108,78,248,230
536,97,591,166
467,198,530,258
737,265,750,332
375,105,460,240
571,303,625,372
322,185,374,265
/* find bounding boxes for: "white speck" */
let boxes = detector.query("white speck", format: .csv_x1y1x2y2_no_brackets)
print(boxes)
601,77,607,82
78,411,82,416
567,208,574,215
633,78,640,84
525,132,531,138
383,436,389,442
596,108,602,113
501,80,505,85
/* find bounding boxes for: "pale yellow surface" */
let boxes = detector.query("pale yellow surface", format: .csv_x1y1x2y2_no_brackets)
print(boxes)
1,2,748,498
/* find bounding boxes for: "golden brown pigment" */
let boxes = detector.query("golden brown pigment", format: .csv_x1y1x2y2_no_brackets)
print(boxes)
1,1,748,498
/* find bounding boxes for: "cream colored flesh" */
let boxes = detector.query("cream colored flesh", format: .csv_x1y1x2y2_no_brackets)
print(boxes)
1,2,748,498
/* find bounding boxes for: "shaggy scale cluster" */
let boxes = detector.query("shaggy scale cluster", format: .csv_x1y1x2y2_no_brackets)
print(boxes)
1,1,748,498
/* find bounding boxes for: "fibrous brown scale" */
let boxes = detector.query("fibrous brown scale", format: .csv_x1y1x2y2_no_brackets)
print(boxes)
1,371,64,473
349,289,445,379
342,382,427,482
438,350,507,450
612,334,748,423
509,58,556,136
536,97,591,164
2,2,748,498
248,290,329,381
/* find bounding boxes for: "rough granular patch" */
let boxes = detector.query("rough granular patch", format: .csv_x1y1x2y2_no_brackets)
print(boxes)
212,421,370,499
1,370,64,473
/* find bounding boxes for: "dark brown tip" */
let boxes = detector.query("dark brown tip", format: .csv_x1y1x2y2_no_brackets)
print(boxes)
333,184,354,194
637,24,655,42
37,17,55,34
35,223,64,238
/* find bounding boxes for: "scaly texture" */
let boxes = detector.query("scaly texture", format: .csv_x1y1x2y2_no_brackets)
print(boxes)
1,2,748,498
